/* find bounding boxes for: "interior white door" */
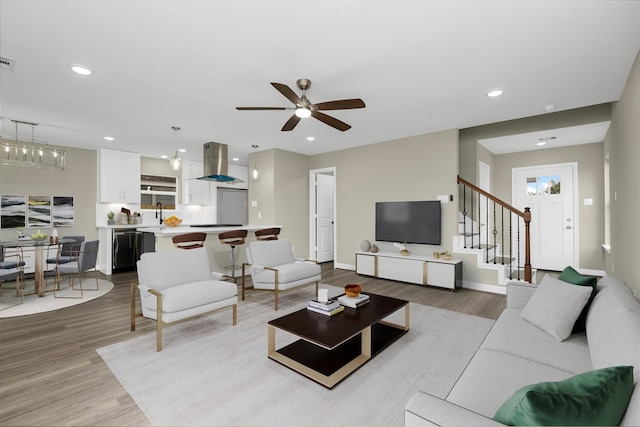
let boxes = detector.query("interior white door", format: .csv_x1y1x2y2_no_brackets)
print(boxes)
315,173,334,263
513,163,577,271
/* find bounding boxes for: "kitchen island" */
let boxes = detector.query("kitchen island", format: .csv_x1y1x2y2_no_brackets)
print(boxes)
139,224,281,275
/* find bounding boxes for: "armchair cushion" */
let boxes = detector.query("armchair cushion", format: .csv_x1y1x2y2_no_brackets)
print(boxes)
248,239,295,267
138,247,213,291
140,280,237,313
254,262,321,286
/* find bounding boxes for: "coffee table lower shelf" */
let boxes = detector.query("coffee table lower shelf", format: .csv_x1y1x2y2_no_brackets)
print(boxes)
268,320,408,389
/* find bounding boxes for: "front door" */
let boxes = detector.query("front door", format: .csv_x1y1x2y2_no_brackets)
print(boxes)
513,163,577,271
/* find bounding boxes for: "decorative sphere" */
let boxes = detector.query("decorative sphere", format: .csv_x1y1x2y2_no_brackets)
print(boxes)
360,240,371,252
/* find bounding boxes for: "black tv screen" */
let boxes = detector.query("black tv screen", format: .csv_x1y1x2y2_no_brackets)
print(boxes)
375,200,441,245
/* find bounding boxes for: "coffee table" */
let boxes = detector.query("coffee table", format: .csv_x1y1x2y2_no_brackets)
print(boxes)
267,293,410,389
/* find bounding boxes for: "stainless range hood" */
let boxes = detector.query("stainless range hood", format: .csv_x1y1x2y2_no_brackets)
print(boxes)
197,142,242,183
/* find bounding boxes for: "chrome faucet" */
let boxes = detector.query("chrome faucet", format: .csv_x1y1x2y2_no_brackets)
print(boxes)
155,202,163,225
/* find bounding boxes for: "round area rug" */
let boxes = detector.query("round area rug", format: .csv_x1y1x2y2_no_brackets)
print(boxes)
0,278,114,318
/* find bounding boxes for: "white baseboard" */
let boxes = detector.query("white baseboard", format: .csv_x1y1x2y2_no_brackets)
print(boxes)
335,262,355,271
461,280,507,295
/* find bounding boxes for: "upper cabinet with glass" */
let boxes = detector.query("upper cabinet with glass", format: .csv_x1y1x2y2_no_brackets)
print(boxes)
140,174,178,210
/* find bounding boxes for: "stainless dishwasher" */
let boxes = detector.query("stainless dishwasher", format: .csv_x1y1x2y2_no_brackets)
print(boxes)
113,228,141,271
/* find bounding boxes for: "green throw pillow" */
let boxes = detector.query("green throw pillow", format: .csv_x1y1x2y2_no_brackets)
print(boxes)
558,266,597,333
493,366,634,426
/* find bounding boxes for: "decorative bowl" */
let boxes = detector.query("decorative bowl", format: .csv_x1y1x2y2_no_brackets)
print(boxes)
163,216,182,227
344,283,362,298
30,233,48,242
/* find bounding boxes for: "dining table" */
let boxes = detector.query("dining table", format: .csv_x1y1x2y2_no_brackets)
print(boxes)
2,238,75,297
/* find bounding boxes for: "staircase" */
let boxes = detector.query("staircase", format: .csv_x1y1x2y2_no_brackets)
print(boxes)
453,176,534,285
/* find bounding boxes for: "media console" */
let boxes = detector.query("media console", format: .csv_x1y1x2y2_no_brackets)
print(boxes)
355,251,462,290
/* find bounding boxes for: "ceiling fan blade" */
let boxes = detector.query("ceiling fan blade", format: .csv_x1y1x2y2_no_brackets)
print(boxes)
271,82,303,106
313,98,366,111
236,107,288,110
311,111,351,131
281,114,302,131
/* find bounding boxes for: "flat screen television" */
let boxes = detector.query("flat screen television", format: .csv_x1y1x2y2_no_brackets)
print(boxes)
375,200,441,245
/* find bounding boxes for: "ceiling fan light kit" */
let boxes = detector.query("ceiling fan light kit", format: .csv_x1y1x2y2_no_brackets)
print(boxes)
237,78,365,132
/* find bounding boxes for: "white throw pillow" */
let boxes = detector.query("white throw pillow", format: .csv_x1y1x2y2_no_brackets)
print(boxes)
521,275,592,341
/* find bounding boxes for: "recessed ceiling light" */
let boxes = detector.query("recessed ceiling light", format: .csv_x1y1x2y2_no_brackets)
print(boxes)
232,157,239,162
486,89,504,97
178,148,187,153
306,136,315,141
536,142,546,146
543,104,557,113
71,65,93,75
103,136,114,141
160,155,169,159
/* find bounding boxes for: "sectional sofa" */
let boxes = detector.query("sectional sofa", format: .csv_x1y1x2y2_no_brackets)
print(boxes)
405,273,640,426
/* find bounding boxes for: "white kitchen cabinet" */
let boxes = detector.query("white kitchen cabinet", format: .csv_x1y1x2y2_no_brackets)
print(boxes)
182,160,211,205
355,251,461,290
98,148,140,203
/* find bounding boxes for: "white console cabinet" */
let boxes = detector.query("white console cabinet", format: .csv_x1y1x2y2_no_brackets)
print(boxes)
355,251,462,290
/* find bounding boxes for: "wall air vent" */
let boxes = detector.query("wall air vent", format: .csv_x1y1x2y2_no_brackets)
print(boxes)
0,56,15,71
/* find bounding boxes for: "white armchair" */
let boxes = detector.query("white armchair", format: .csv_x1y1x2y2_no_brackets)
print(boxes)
242,239,321,310
131,247,238,351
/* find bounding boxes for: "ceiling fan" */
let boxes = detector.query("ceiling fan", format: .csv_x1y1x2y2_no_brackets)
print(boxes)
236,78,365,132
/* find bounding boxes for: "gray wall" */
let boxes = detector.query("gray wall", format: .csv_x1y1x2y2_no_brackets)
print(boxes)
310,129,459,267
606,49,640,297
0,145,98,243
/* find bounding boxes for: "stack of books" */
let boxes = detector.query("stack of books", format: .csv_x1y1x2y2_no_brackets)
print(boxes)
307,297,345,316
337,293,370,309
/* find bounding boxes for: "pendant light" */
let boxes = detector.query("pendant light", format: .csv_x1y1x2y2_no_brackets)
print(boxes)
0,120,66,169
169,126,182,171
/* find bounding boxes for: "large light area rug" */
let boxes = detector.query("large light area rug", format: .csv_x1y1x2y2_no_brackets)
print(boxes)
0,278,114,318
98,286,494,427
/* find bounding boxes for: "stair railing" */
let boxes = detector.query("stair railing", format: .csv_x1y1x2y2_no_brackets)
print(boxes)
457,175,532,283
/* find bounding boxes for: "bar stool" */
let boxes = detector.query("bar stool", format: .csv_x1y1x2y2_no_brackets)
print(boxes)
254,227,281,241
218,229,248,283
172,232,207,250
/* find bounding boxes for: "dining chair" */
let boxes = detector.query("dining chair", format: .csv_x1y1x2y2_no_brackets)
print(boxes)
45,235,85,291
54,240,100,299
0,248,25,310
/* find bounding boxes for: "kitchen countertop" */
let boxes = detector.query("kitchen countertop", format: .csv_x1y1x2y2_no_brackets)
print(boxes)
97,224,156,229
139,224,280,235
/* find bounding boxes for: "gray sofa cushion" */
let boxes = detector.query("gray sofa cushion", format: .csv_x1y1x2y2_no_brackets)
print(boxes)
521,275,592,341
446,349,575,419
481,308,591,374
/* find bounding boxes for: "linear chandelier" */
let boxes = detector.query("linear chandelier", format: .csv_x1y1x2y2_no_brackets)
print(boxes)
0,120,66,170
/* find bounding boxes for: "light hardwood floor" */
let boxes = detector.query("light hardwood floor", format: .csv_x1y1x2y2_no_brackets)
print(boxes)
0,263,505,426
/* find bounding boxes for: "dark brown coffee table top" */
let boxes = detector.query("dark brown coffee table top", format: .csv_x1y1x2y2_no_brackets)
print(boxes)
268,293,408,349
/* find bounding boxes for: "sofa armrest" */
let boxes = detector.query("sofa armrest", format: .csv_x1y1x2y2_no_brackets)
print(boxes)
405,392,505,427
506,281,537,309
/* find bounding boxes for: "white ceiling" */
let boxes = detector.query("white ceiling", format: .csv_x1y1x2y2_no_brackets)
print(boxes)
1,1,639,166
478,121,612,155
